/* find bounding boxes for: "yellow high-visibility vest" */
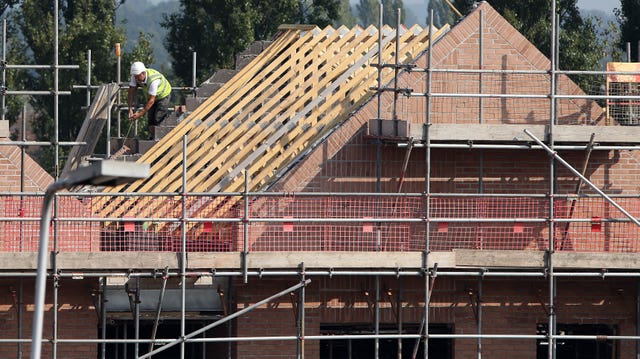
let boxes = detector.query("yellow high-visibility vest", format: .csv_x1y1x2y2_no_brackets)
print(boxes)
145,68,171,100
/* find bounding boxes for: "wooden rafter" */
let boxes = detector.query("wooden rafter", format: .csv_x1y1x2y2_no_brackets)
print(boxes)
97,24,450,225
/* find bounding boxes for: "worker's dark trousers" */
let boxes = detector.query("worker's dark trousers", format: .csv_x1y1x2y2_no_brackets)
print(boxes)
148,96,170,126
147,96,170,140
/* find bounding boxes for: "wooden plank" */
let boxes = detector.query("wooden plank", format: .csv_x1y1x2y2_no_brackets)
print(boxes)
61,83,119,177
99,24,447,224
243,27,440,192
180,28,353,187
98,29,307,217
406,123,640,143
137,26,362,196
553,125,640,143
162,27,382,230
10,251,640,270
210,27,391,192
424,123,545,141
137,29,320,189
196,27,382,192
172,24,439,226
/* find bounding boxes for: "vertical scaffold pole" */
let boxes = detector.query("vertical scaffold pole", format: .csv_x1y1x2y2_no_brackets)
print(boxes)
181,135,188,359
101,277,107,359
548,2,557,359
478,9,484,192
392,8,401,130
2,19,6,122
477,13,484,357
477,276,483,359
116,44,121,137
86,50,92,111
398,276,403,359
297,263,306,359
375,4,384,358
423,9,435,359
18,279,24,359
243,171,249,284
53,0,60,178
134,277,140,358
192,52,197,97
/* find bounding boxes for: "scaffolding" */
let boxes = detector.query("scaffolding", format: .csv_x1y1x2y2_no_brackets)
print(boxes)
3,1,640,359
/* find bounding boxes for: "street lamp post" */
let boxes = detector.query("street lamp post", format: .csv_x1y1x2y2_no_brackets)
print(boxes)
30,160,149,359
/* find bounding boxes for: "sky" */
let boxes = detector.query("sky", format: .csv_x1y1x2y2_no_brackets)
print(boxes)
577,0,620,13
149,0,621,13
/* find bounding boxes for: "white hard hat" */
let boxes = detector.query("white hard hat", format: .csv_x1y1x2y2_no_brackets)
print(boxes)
130,61,146,75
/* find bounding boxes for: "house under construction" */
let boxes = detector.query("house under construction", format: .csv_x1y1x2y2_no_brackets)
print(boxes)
3,1,640,358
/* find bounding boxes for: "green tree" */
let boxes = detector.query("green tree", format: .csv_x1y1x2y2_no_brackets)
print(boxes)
1,11,30,131
304,0,341,27
427,0,457,28
334,0,357,27
356,0,405,27
617,0,640,61
1,0,20,17
15,0,153,174
163,0,341,85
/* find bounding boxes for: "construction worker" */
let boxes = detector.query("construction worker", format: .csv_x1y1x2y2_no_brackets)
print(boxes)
127,61,172,136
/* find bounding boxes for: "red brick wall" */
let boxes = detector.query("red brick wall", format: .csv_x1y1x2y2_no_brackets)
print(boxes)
278,142,640,195
272,3,606,194
1,276,634,359
270,140,640,251
234,277,309,358
0,278,98,359
233,276,637,359
0,145,53,192
0,144,101,253
0,195,101,252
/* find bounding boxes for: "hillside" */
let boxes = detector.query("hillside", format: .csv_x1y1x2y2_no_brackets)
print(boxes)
115,0,179,70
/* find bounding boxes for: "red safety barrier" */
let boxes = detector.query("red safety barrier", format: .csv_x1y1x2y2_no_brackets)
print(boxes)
1,194,640,253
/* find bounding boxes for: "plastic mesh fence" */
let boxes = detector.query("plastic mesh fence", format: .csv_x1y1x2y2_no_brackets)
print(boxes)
0,195,100,252
2,194,640,253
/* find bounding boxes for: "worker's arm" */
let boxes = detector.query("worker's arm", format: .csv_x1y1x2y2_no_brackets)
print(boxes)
129,94,157,121
127,86,137,120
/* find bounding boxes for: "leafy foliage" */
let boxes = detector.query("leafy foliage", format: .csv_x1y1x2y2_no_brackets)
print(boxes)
115,0,179,70
356,0,405,27
333,0,357,27
427,0,457,28
1,11,30,137
0,0,20,17
162,0,341,85
616,0,640,61
14,0,153,174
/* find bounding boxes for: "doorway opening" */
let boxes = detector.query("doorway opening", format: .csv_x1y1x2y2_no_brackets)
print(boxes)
102,319,230,359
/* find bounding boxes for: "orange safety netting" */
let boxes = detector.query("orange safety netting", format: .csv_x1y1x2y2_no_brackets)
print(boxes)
1,194,640,253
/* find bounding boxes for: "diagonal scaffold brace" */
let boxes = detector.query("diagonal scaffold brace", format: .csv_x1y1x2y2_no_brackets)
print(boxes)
138,278,311,359
524,129,640,227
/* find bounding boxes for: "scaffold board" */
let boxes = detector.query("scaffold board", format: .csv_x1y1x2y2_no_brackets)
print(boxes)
61,83,119,178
